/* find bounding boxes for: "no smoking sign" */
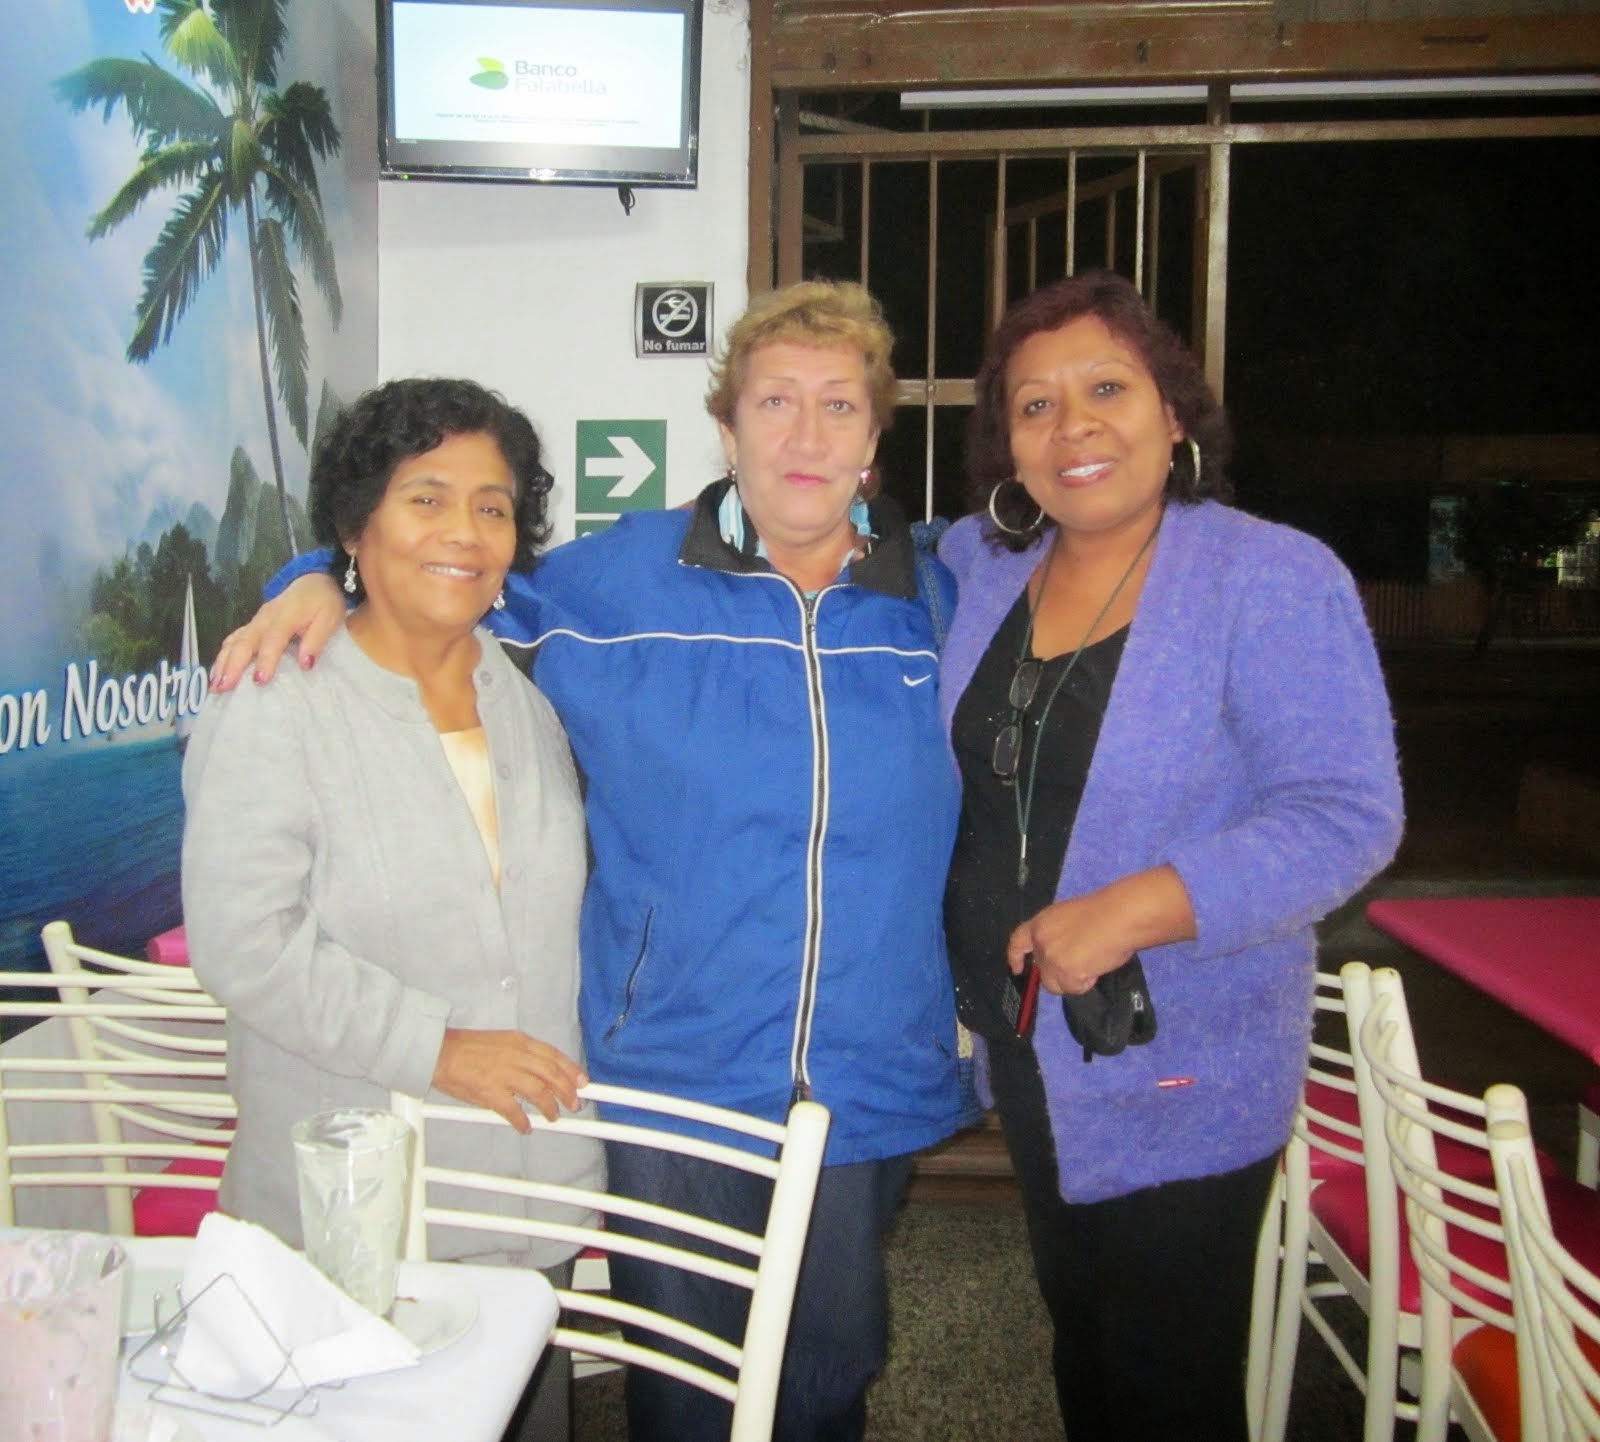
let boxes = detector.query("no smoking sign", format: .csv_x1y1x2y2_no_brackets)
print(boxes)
635,282,712,358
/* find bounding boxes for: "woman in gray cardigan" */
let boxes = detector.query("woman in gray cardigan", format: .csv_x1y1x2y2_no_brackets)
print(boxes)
181,378,603,1439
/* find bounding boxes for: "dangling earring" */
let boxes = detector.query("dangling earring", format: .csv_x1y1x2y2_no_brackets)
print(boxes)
858,465,873,497
988,479,1045,536
343,554,358,595
726,464,737,485
1187,438,1202,488
491,589,507,611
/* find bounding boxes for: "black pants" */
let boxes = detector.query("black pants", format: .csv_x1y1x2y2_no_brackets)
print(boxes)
988,1039,1278,1442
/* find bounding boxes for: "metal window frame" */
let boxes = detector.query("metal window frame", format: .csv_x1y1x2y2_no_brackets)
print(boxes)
769,108,1600,520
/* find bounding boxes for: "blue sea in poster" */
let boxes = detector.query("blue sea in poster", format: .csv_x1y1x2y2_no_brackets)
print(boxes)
0,738,183,975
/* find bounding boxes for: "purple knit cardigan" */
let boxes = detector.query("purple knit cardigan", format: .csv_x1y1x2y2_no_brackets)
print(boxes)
939,500,1403,1202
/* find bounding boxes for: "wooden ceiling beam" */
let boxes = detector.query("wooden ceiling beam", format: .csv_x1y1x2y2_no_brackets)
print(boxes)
769,9,1600,90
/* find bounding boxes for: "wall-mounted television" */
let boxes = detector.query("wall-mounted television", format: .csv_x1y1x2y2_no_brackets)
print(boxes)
378,0,703,187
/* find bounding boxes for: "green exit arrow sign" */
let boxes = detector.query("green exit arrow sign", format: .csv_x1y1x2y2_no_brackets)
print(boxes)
576,420,666,514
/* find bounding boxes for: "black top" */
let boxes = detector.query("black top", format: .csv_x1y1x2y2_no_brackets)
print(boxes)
944,591,1128,1009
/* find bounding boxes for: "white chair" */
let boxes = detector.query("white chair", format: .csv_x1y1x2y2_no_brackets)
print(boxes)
1261,960,1572,1442
1,963,235,1233
39,920,232,1235
1251,971,1360,1438
1493,1112,1600,1441
1361,963,1600,1442
1247,1164,1287,1441
1357,963,1523,1442
392,1082,830,1442
1259,968,1396,1442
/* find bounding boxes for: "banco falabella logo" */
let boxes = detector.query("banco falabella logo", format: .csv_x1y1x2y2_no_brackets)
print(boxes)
471,57,509,90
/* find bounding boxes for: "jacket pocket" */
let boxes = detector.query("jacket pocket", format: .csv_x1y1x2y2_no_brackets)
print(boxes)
602,904,655,1042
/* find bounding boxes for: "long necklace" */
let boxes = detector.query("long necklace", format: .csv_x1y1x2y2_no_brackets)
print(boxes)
1013,514,1162,890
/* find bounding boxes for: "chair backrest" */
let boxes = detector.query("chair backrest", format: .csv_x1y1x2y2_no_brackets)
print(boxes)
393,1082,830,1442
1337,959,1415,1442
1356,962,1527,1442
1358,964,1520,1331
1,942,233,1233
1493,1116,1599,1442
1301,969,1366,1162
1257,969,1377,1442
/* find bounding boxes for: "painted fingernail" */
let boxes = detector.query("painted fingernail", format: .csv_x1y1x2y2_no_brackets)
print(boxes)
302,654,316,671
253,669,268,685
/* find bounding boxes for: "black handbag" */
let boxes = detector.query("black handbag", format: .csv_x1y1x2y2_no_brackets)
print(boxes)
1061,954,1158,1062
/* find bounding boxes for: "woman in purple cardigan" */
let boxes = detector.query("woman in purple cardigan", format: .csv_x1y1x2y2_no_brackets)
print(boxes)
939,271,1402,1442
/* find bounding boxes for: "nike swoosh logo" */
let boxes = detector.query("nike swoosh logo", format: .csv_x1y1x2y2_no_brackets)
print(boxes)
903,674,932,687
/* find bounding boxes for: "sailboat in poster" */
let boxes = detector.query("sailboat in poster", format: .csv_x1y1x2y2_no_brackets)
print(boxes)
176,573,200,752
99,573,205,748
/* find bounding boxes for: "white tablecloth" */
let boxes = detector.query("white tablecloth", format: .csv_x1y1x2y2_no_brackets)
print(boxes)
4,1231,557,1442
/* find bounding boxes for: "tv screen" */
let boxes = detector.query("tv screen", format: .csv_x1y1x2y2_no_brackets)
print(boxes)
378,0,702,187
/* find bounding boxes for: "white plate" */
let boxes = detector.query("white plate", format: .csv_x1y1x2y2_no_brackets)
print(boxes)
121,1237,193,1336
390,1266,478,1356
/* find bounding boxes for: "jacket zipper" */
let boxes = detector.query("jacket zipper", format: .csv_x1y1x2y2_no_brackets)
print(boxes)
724,571,832,1108
603,905,654,1042
788,585,832,1105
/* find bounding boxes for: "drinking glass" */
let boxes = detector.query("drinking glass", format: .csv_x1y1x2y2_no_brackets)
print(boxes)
0,1231,128,1442
291,1107,412,1316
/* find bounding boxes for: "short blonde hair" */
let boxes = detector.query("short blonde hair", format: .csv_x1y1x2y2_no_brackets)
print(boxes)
705,280,898,433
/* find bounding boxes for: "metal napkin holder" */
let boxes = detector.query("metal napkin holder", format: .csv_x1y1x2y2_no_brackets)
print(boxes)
126,1271,319,1427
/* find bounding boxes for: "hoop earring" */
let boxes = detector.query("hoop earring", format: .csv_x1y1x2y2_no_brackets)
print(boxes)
987,480,1044,536
1187,438,1202,489
343,555,358,595
491,589,507,612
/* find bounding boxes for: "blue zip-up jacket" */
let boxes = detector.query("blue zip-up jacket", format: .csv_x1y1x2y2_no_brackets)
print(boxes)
273,480,965,1163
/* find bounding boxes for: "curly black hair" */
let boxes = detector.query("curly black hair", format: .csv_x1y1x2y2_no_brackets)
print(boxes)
310,378,552,597
966,271,1233,551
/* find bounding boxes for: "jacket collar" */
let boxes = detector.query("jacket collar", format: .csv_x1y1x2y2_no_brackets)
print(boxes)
678,477,918,600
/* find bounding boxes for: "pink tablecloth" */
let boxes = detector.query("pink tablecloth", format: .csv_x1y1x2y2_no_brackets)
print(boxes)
1366,896,1600,1064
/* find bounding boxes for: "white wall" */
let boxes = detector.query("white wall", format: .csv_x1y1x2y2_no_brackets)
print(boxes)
376,2,752,541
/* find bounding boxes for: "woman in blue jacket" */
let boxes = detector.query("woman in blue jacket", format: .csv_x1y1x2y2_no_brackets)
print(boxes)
939,271,1403,1442
212,281,964,1442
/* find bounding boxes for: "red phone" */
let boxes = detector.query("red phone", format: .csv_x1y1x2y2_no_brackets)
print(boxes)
1002,955,1041,1037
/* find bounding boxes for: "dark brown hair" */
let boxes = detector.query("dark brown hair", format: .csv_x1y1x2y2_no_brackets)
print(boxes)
967,271,1232,549
312,377,552,597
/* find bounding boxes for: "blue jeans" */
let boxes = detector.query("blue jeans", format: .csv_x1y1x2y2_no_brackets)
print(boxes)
603,1143,913,1442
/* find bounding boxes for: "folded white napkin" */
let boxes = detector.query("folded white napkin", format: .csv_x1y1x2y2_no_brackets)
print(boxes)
173,1213,420,1395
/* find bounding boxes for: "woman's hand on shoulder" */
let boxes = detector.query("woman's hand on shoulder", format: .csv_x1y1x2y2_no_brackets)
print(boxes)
1008,866,1197,996
430,1028,588,1131
209,574,347,693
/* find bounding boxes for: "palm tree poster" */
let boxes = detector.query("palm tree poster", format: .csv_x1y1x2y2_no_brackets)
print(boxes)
0,0,377,977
